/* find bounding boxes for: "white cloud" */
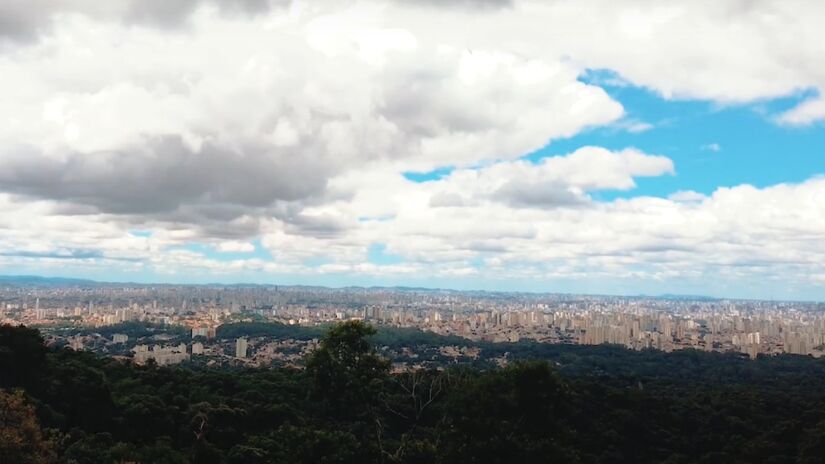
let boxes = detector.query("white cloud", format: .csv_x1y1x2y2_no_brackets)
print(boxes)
247,151,825,291
0,0,825,295
626,121,654,134
0,3,623,229
777,97,825,126
668,190,706,203
701,143,721,152
2,174,825,293
215,241,256,253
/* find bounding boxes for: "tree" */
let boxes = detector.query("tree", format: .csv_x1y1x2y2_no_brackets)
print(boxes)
0,324,47,388
799,420,825,464
306,321,390,405
0,390,56,464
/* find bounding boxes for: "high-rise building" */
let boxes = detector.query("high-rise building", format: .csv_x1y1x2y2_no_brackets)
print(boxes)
192,327,208,338
236,337,248,358
192,326,216,338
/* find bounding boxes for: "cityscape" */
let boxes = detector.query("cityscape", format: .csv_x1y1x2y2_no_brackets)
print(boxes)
4,278,824,370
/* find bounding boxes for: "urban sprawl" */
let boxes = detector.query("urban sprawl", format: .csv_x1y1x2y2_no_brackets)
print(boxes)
3,283,825,368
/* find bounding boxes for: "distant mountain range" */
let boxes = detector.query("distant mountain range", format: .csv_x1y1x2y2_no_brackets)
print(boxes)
643,293,719,301
0,274,732,301
0,275,97,286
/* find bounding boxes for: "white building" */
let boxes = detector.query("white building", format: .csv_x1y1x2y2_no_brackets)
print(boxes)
236,337,248,358
133,343,190,366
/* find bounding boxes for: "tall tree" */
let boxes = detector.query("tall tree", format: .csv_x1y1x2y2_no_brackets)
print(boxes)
306,320,390,417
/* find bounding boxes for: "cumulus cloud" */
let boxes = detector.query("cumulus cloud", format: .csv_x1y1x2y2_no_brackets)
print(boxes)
3,174,825,292
0,136,330,215
0,0,279,44
215,241,256,253
0,0,824,294
0,4,622,238
255,172,825,289
668,190,706,203
777,97,825,126
429,192,470,208
412,147,673,212
493,182,587,209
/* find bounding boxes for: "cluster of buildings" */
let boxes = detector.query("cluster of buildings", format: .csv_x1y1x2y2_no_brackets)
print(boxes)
410,304,825,358
133,343,190,366
128,338,251,366
2,282,825,361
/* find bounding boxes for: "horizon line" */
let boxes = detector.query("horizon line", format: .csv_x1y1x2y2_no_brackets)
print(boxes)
1,273,822,304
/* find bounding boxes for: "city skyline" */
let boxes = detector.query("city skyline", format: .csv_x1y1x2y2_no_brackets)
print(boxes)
1,1,825,300
5,278,825,361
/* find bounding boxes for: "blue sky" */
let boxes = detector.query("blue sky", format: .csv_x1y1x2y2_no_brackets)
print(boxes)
406,71,825,200
565,73,825,199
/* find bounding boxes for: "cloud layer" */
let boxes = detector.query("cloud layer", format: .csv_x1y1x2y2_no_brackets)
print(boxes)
1,0,824,297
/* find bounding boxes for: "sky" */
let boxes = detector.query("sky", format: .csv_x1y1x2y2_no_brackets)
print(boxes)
1,0,825,300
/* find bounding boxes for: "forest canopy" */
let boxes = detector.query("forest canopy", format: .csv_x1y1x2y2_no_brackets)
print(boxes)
2,322,825,464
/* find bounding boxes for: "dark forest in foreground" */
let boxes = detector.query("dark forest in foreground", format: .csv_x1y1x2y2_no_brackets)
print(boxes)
3,322,825,464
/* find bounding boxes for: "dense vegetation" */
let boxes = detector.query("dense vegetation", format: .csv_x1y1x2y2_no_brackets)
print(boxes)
3,322,825,464
53,322,191,341
215,322,323,340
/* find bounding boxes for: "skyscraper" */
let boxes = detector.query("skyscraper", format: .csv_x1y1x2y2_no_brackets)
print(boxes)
236,337,248,358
